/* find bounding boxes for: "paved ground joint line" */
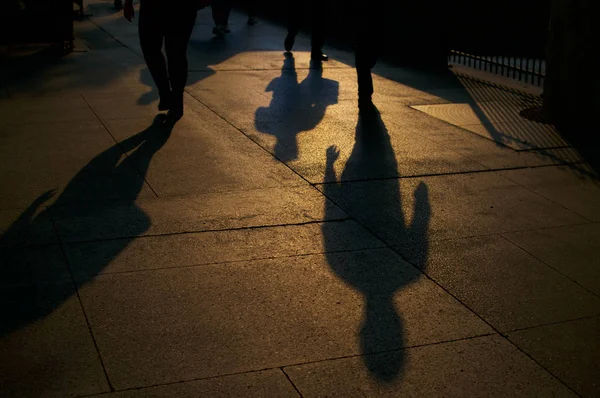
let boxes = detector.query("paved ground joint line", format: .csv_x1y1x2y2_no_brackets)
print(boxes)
80,94,161,199
500,234,600,300
51,215,115,392
281,368,304,398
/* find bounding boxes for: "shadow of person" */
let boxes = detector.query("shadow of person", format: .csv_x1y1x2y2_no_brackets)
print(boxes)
322,107,431,382
0,115,173,338
255,54,339,161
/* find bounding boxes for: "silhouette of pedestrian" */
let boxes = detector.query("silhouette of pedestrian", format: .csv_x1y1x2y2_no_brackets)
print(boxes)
124,0,198,121
212,0,258,36
354,2,382,111
284,0,329,62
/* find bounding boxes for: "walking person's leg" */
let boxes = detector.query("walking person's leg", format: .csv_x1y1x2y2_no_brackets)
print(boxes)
164,6,198,120
138,3,171,110
310,0,328,61
247,0,258,25
212,0,231,36
285,1,301,52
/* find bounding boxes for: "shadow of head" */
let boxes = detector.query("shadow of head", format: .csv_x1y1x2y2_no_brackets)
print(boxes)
322,107,431,383
254,56,339,161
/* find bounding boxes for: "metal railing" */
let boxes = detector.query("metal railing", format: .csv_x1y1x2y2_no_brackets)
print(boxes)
448,51,546,87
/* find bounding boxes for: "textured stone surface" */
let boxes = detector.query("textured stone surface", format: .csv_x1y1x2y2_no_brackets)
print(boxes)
319,172,587,246
88,370,300,398
402,235,600,331
284,335,575,397
504,223,600,296
50,186,347,243
508,317,600,398
0,281,110,398
499,165,600,221
77,249,490,389
65,220,384,276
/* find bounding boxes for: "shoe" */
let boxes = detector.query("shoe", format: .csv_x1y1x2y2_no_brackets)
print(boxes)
167,95,184,122
247,17,258,25
158,92,172,111
223,24,231,33
284,33,295,52
212,25,226,37
311,51,329,62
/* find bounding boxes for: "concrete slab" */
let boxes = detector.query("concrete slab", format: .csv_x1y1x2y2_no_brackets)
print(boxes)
319,172,588,246
77,249,490,389
88,370,300,398
103,108,306,197
65,220,385,276
0,97,96,126
504,223,600,296
284,335,575,397
0,120,156,209
508,316,600,398
0,281,110,398
0,207,57,246
246,101,486,183
411,103,568,150
402,235,600,331
499,165,600,221
50,186,347,243
0,244,70,284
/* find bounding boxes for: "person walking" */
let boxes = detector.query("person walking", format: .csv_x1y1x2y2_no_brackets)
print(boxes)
284,0,329,62
353,0,383,111
124,0,198,121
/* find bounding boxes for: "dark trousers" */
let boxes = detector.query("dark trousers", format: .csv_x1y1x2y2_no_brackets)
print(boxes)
354,3,383,100
212,0,232,25
287,0,325,52
138,3,197,98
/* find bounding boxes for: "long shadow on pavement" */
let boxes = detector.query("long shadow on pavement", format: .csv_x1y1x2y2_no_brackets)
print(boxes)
0,115,172,338
322,107,431,382
254,54,339,161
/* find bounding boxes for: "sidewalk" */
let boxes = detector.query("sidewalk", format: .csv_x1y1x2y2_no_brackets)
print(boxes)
1,2,599,397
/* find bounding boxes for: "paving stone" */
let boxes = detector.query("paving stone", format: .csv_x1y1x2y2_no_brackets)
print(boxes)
0,244,70,284
77,249,490,389
0,97,96,126
0,207,57,246
0,121,155,209
88,370,300,398
319,172,587,246
499,165,600,221
51,186,346,242
284,335,575,397
0,281,110,398
103,109,306,196
65,220,385,276
504,223,600,296
246,102,485,183
401,235,600,331
508,317,600,398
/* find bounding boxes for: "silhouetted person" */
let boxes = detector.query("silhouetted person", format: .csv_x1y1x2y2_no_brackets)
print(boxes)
322,107,430,382
124,0,198,121
284,0,329,62
354,2,383,111
211,0,232,36
255,55,338,161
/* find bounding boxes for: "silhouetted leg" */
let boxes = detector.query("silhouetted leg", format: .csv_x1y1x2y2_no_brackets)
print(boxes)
356,44,378,109
164,8,197,119
310,0,325,57
139,5,171,108
285,1,300,51
212,0,231,34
